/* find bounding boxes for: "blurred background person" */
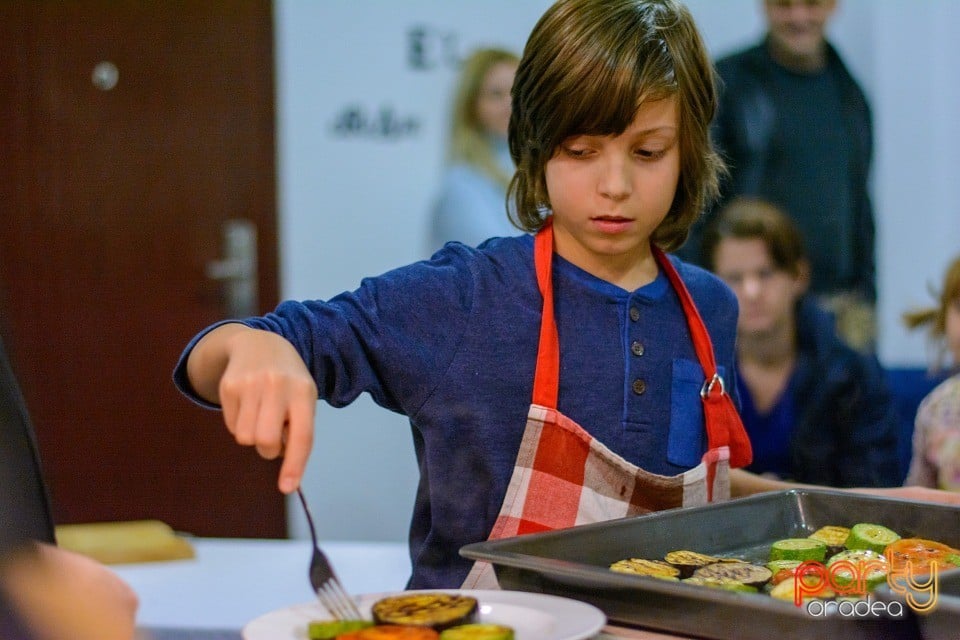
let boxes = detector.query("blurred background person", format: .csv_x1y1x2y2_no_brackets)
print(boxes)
703,197,900,487
427,47,520,252
0,542,139,640
903,255,960,490
0,330,138,640
680,0,876,352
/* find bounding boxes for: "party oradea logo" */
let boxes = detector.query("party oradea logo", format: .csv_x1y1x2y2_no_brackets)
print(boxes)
792,555,939,618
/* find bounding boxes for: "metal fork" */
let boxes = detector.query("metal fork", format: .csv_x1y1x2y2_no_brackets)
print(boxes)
296,488,364,620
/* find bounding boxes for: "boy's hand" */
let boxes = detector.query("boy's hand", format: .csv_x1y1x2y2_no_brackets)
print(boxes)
189,324,316,494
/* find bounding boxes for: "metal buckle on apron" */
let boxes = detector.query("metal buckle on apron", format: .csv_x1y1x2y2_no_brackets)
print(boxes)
700,373,726,398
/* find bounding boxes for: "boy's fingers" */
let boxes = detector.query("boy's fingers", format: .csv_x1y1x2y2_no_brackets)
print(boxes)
254,395,287,460
278,399,315,494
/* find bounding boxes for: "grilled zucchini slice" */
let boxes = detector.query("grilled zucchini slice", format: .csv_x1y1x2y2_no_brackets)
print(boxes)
682,576,758,593
846,523,900,554
307,620,374,640
610,558,680,580
769,538,827,562
371,593,478,630
809,525,850,556
766,559,802,575
827,549,889,591
769,575,835,603
439,624,515,640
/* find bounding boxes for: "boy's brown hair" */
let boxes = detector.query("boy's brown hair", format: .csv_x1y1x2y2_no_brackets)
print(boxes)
507,0,724,251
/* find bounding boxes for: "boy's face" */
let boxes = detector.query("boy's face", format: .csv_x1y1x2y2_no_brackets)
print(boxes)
764,0,837,61
712,236,805,339
544,97,680,281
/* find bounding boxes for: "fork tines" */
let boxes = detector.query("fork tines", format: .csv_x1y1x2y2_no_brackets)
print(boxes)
297,488,364,621
318,575,363,620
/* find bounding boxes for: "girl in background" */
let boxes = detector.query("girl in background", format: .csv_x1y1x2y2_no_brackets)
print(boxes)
428,47,520,251
904,255,960,489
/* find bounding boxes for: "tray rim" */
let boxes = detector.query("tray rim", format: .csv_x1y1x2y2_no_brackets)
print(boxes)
459,488,960,626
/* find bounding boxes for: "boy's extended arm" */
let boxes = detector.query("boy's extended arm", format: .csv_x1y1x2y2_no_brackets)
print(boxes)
186,323,317,494
730,469,960,506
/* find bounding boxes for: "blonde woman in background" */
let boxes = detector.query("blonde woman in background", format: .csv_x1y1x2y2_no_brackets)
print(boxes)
428,48,520,251
904,255,960,490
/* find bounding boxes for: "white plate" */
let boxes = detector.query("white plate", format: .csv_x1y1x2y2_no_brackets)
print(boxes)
243,589,606,640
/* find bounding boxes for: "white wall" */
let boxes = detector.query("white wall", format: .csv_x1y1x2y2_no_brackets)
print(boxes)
275,1,552,543
276,0,960,543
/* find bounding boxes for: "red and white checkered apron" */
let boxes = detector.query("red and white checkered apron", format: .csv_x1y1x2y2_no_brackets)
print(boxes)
462,219,752,588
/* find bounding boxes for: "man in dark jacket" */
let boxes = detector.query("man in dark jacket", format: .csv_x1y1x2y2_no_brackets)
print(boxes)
681,0,876,351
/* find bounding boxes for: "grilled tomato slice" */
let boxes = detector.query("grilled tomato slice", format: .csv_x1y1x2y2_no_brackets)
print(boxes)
884,538,960,574
337,625,439,640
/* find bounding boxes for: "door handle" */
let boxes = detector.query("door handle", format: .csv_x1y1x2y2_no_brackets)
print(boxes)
206,219,258,318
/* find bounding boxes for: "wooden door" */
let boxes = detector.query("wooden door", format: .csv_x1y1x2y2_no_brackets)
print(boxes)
0,1,285,538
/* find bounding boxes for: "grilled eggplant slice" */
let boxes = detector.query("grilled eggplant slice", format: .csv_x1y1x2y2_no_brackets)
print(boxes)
664,550,721,578
371,594,478,631
610,558,680,580
691,561,772,588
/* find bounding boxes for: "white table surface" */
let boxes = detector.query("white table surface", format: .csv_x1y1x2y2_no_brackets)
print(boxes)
111,538,411,631
111,538,685,639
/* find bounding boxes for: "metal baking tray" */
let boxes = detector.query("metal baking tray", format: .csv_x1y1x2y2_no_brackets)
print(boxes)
876,565,960,640
460,489,960,640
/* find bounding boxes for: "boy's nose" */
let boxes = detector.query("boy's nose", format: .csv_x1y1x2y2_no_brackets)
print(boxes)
597,157,632,200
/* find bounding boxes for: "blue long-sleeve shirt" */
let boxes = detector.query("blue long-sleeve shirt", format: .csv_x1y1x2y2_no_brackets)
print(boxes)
174,235,739,588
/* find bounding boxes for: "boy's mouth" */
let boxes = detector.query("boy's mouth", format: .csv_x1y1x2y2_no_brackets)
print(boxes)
590,216,634,233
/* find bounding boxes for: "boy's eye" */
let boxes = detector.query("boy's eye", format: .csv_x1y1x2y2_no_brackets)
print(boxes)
635,148,667,160
562,146,591,158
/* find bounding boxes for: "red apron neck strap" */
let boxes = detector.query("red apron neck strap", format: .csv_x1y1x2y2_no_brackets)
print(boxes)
533,219,560,408
652,246,718,376
653,246,752,468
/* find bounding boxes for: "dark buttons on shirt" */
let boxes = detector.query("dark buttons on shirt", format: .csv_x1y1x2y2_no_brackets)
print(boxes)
631,341,645,357
632,379,647,395
629,307,640,322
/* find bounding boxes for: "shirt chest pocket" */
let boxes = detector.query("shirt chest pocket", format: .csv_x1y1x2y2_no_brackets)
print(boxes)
667,358,727,468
